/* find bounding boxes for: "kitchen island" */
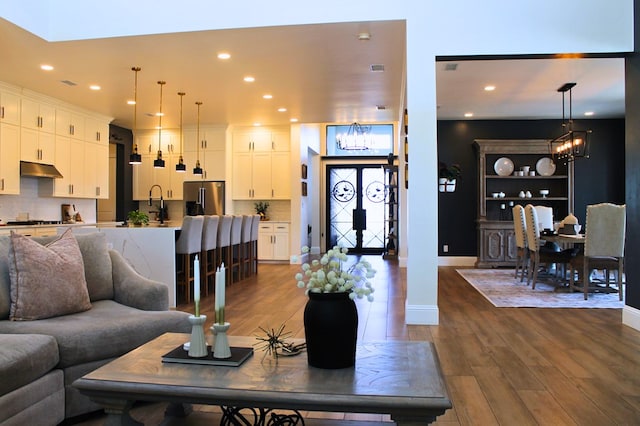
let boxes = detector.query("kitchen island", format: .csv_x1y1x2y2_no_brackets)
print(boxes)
72,224,181,307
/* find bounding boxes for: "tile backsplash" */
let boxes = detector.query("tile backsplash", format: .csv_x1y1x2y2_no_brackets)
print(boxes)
0,177,97,224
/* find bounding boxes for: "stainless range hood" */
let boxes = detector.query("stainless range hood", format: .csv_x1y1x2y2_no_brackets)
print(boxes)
20,161,63,179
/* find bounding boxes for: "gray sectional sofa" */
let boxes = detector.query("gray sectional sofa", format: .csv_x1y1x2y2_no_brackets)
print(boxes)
0,231,191,425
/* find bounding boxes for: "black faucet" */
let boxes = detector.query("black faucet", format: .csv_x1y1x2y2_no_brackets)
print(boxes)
148,184,165,225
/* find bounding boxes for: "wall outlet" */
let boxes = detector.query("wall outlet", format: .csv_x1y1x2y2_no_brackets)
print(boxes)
443,244,449,253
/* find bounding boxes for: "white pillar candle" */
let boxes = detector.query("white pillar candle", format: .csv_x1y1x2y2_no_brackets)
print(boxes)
194,255,200,316
215,264,226,324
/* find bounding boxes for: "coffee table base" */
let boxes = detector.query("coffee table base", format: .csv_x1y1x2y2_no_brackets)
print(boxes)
221,406,305,426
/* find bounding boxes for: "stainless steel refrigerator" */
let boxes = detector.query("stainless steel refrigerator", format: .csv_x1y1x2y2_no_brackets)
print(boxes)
183,181,225,216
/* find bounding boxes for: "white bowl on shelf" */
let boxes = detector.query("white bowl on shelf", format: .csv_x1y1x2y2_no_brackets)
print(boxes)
492,192,500,198
539,189,549,198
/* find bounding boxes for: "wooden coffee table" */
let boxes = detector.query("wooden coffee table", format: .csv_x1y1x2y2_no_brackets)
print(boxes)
74,333,451,425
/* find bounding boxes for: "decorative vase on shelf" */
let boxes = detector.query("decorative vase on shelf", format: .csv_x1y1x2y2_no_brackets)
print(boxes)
445,179,457,192
303,291,358,369
438,178,447,192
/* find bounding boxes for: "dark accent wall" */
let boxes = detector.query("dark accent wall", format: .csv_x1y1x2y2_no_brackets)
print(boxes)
109,124,138,221
437,119,625,256
623,0,640,310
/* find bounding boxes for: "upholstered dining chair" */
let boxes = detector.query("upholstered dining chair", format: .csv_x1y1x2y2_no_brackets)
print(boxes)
175,215,204,304
569,203,626,300
240,215,254,280
201,215,220,295
229,215,244,283
217,215,234,284
524,204,575,289
512,205,528,282
534,205,554,231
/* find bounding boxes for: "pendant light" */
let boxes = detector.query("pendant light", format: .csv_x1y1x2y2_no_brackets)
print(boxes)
128,66,142,165
153,81,166,168
175,92,186,172
192,101,203,176
549,82,591,162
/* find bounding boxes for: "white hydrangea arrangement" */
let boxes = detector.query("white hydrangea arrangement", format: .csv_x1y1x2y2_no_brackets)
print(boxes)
294,246,376,301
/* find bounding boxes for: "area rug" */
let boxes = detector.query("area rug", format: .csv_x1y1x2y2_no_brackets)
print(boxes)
455,268,624,308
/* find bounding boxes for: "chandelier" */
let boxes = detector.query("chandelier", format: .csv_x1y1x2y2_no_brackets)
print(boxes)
336,122,373,150
549,82,591,162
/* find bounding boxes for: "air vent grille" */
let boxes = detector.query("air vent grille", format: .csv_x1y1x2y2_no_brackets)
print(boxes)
60,80,77,86
444,63,458,71
370,64,385,72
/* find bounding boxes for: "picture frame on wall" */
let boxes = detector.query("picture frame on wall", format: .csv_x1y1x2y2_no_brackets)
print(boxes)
301,164,308,179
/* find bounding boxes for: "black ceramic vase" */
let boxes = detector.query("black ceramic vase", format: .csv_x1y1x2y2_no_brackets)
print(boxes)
303,291,358,369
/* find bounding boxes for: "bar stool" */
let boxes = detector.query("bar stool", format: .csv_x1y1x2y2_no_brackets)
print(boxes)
229,215,243,283
201,215,220,295
217,215,233,285
249,214,261,276
240,215,253,279
175,215,204,304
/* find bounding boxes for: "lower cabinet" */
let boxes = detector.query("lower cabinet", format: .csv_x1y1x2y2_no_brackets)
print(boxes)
476,221,518,268
257,222,290,261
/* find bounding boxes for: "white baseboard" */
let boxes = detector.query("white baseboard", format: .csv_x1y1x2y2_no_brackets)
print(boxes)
405,302,439,325
438,256,477,267
623,305,640,332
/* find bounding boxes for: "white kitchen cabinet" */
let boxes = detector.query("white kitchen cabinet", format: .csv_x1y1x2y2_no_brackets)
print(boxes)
84,117,109,144
231,127,290,200
85,141,109,198
48,136,84,197
0,90,21,126
133,132,183,201
257,222,290,261
0,122,20,194
183,125,226,181
55,108,85,140
21,98,55,133
20,126,55,164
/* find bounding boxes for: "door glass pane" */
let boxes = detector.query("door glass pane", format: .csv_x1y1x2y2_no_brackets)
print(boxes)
328,168,357,248
362,167,385,249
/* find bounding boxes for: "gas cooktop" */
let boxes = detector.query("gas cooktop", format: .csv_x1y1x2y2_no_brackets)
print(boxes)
6,220,63,226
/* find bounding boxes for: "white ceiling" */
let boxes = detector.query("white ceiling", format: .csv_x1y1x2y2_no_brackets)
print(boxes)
0,17,626,132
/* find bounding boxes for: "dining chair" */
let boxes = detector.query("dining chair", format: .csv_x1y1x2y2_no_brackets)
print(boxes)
569,203,626,300
217,215,234,285
512,205,528,282
175,215,204,304
240,215,253,280
249,214,261,276
229,215,244,283
524,204,575,288
534,205,554,231
201,215,220,295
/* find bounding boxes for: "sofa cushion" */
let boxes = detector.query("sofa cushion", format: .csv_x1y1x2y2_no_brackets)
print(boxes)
0,334,60,396
8,229,92,321
33,231,114,303
0,300,190,367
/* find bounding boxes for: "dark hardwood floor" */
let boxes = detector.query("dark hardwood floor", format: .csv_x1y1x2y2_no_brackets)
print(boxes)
71,259,640,425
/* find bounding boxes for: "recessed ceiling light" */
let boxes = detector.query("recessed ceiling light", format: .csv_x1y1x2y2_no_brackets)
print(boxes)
253,122,261,127
290,118,298,123
127,100,136,105
277,108,287,112
155,112,164,117
244,76,255,82
358,32,371,41
217,52,231,60
263,94,273,99
40,64,54,71
484,85,496,91
464,112,474,117
584,111,594,116
89,85,101,91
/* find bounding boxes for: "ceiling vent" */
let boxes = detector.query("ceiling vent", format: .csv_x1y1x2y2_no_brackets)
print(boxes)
370,64,385,72
60,80,77,86
376,105,386,110
444,63,458,71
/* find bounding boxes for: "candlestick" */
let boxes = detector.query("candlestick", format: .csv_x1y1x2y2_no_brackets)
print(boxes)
194,255,200,317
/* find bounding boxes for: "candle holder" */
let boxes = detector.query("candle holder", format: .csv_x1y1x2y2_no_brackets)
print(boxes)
211,322,232,359
188,314,208,358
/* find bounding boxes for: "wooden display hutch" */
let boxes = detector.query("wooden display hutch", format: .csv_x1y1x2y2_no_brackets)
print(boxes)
474,139,574,268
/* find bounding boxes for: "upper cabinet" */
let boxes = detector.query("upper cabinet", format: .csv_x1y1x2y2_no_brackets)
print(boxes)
231,127,291,200
56,108,86,140
21,98,55,133
0,89,21,126
183,125,226,181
